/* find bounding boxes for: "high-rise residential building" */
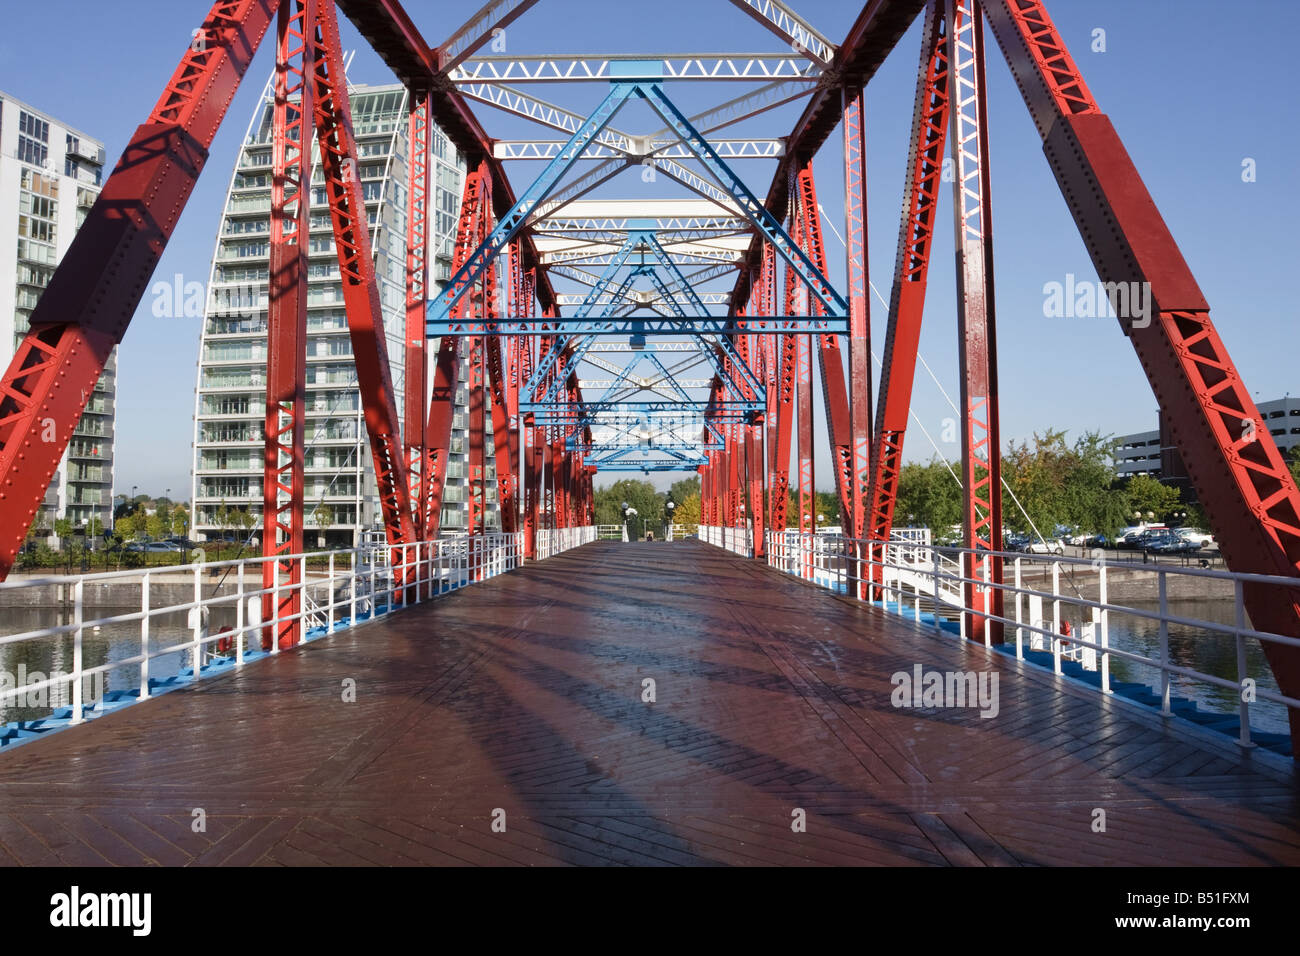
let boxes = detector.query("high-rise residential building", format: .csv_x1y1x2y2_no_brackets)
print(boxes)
0,91,112,539
191,80,496,546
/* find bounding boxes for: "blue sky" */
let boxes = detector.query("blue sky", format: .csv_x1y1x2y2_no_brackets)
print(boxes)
0,0,1294,499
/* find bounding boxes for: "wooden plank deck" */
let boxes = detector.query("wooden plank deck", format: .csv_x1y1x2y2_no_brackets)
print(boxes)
0,539,1297,866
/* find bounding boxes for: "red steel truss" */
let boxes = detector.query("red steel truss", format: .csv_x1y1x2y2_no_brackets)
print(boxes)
309,0,416,551
262,0,314,649
865,1,949,581
404,88,432,541
0,0,278,577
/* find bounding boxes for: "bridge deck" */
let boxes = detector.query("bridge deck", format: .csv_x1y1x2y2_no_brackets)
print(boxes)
1,540,1297,866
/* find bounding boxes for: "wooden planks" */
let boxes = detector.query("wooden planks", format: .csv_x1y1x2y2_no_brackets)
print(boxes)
0,540,1295,866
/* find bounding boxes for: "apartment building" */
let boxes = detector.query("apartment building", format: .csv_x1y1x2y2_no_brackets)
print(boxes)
0,91,112,539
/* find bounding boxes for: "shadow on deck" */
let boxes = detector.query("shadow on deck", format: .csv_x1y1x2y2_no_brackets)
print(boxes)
0,540,1296,866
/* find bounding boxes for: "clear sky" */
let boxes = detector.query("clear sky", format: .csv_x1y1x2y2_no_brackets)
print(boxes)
0,0,1294,500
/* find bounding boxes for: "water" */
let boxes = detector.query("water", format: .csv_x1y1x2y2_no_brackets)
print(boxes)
0,603,241,725
1098,596,1288,737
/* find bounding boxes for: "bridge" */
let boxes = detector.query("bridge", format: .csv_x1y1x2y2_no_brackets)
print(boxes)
0,0,1298,870
2,540,1297,866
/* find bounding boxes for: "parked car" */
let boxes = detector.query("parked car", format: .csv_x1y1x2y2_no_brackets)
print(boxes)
1138,530,1180,552
1175,527,1215,549
1112,526,1146,548
1151,536,1198,555
144,541,184,553
1024,537,1066,555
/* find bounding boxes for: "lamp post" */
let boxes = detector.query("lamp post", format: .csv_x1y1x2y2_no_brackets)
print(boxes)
665,497,676,540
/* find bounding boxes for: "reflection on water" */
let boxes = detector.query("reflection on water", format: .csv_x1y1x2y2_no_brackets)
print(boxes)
0,604,239,724
1068,596,1287,737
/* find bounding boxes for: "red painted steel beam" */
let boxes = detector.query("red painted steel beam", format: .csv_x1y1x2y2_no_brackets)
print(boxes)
332,0,557,316
947,0,1003,643
865,2,949,568
842,85,871,545
263,0,314,650
768,263,798,530
985,0,1300,731
404,88,432,540
792,162,854,530
309,0,416,549
468,336,488,535
424,161,491,537
0,0,277,577
730,0,928,314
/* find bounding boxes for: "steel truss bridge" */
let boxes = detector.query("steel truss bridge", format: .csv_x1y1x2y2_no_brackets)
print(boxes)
2,0,1300,744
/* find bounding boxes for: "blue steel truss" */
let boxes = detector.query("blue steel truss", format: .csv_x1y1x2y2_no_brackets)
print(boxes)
431,67,841,474
427,73,847,333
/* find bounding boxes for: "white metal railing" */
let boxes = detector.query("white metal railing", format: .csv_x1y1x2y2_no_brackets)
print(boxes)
0,529,602,736
725,530,1300,750
699,524,754,557
534,525,598,561
596,524,624,541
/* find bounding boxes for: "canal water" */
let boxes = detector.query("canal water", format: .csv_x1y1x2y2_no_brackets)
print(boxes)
0,603,242,725
0,595,1289,738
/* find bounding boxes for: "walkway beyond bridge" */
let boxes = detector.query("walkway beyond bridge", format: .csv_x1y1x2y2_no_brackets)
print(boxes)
1,541,1297,866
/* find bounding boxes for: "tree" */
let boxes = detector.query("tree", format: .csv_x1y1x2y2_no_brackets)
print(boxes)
895,459,963,539
674,493,701,527
668,476,700,506
53,517,73,543
593,479,662,531
312,497,334,546
145,511,167,541
815,491,840,528
1289,446,1300,488
1001,429,1128,537
115,512,142,541
170,504,190,538
1123,473,1182,523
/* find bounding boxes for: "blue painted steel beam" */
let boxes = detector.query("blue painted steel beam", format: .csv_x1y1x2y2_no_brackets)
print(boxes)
429,317,845,334
426,79,847,336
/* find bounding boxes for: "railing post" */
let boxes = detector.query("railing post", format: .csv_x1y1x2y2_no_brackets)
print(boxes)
1158,570,1171,715
932,546,942,633
140,571,151,698
1099,563,1111,694
193,561,204,674
71,578,84,724
1014,557,1023,660
236,561,246,666
327,552,336,632
270,558,281,655
1234,578,1253,747
1050,560,1062,675
350,549,358,623
982,554,992,647
299,552,307,643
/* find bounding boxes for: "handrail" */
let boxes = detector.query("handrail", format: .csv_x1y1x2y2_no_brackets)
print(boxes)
700,528,1299,750
0,528,597,744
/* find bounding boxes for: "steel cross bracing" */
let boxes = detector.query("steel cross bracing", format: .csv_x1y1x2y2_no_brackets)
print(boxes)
449,53,822,84
3,0,1299,747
